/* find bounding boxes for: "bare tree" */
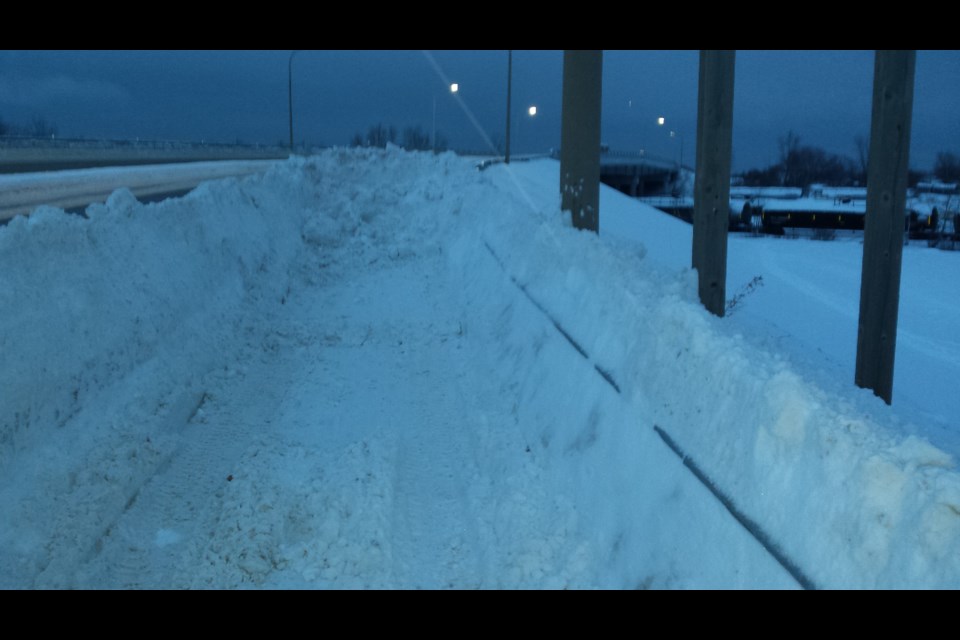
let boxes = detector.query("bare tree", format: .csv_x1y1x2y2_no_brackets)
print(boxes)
778,130,801,185
854,134,869,183
30,116,58,138
934,152,960,183
365,123,396,148
402,126,431,151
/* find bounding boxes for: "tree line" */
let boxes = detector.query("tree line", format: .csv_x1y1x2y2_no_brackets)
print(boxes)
350,123,448,152
738,130,960,188
0,115,59,138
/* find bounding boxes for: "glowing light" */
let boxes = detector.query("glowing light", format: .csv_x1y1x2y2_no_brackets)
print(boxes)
450,83,459,93
528,106,537,116
657,116,665,126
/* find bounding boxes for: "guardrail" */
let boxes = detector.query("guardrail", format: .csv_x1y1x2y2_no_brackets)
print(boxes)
0,136,291,174
0,134,287,152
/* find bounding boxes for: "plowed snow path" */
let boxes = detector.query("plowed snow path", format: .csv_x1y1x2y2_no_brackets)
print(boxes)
66,236,592,588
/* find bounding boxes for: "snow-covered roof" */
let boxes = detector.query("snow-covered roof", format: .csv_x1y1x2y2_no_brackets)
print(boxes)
761,196,866,213
730,186,803,199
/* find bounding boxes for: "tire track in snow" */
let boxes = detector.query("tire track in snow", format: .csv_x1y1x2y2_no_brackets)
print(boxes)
386,286,484,587
73,323,302,588
320,250,485,588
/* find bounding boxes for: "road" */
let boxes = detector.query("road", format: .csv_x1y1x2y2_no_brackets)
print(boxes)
0,160,282,221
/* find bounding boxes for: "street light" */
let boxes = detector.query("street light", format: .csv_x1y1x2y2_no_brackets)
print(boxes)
433,82,459,152
505,50,512,164
515,105,537,155
657,116,684,169
670,130,684,169
289,50,301,151
658,116,687,197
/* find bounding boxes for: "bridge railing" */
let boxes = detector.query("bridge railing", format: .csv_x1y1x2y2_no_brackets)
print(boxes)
599,148,685,170
0,134,288,153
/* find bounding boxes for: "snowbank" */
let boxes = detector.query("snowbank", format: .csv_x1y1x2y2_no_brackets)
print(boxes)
0,154,327,585
1,148,958,588
449,160,960,588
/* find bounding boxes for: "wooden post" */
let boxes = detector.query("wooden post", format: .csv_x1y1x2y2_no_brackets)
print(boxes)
855,50,916,404
692,50,736,317
560,50,603,233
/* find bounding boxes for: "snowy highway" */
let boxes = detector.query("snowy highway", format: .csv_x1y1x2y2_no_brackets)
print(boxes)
0,159,280,221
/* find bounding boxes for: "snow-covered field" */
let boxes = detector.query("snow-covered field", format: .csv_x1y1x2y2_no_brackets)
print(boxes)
1,148,958,588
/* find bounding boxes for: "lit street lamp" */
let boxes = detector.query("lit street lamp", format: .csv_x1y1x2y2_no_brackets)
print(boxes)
670,130,684,169
516,105,537,155
433,82,458,152
504,52,538,160
657,116,684,169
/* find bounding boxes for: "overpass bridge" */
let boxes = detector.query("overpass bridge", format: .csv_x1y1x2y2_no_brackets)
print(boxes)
598,151,689,197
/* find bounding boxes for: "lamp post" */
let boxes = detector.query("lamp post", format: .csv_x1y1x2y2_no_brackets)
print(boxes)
433,82,458,153
671,130,685,170
288,50,301,151
516,105,537,155
505,50,512,164
657,116,684,169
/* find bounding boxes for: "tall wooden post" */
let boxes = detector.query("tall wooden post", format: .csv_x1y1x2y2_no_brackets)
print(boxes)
855,50,916,405
692,50,736,317
560,50,603,233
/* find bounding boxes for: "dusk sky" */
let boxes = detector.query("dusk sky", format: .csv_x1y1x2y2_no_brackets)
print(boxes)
1,50,957,172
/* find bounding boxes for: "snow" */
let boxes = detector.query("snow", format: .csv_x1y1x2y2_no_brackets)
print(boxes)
730,186,803,200
1,148,959,589
760,196,865,213
0,160,278,220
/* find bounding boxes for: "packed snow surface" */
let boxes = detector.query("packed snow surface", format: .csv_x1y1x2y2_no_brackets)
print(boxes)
1,148,959,589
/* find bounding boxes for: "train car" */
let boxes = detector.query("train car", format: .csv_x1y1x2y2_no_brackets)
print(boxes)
907,181,958,242
641,178,959,245
758,196,866,234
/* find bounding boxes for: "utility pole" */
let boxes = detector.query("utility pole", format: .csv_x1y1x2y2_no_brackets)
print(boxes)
691,50,736,317
855,50,916,404
559,50,603,233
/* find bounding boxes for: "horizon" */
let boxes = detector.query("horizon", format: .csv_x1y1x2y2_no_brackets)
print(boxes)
1,50,957,173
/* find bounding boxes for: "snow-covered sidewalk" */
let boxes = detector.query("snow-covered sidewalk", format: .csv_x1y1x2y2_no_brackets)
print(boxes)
73,225,580,588
0,149,620,588
2,148,959,588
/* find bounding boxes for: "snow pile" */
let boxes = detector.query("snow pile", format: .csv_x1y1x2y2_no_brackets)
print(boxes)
0,149,409,586
1,148,959,588
449,162,960,588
